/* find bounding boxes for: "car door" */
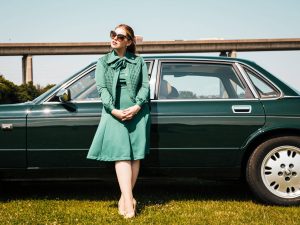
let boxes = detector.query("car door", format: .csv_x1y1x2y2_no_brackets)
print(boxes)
0,105,28,168
26,67,108,168
151,60,265,168
26,61,155,169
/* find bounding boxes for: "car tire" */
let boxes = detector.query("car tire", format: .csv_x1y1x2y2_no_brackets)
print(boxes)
246,136,300,206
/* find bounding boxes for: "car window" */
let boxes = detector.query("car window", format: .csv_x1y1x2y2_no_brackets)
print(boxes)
158,62,253,99
68,70,99,102
243,67,280,98
70,62,153,102
50,61,153,102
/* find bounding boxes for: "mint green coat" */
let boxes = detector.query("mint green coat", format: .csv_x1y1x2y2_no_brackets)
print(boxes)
95,49,150,113
86,49,151,161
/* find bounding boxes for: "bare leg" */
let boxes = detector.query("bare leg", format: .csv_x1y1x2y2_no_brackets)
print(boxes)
131,159,140,188
118,160,140,212
115,160,134,214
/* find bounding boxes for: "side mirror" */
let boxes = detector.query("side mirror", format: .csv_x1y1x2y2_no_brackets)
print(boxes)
56,88,71,102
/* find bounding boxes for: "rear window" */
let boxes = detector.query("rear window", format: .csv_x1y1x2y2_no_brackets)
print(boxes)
243,67,280,98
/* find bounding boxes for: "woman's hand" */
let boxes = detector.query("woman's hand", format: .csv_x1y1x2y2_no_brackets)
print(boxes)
111,109,127,121
122,105,141,121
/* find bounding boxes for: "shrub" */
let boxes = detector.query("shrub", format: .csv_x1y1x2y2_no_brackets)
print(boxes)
0,75,55,104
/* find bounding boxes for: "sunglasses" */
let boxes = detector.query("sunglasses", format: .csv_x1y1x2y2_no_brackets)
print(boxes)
110,30,131,41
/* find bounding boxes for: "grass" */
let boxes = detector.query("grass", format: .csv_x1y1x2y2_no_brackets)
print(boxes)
0,178,299,225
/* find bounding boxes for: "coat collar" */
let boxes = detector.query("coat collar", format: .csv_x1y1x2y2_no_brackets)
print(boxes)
106,49,137,65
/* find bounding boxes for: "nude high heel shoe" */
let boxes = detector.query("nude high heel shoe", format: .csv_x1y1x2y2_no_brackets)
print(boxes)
118,199,126,216
133,198,137,212
123,198,137,219
123,210,135,219
123,209,135,219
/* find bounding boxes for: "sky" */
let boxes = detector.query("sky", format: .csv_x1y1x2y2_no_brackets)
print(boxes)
1,0,300,91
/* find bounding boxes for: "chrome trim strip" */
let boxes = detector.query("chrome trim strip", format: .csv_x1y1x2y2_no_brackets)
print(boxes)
149,59,158,100
148,115,264,118
150,98,260,102
70,100,100,104
27,116,100,119
150,147,240,150
42,98,262,104
259,96,300,101
155,60,162,99
0,149,25,151
42,98,261,104
235,62,259,98
28,149,87,151
27,147,240,151
151,57,238,63
42,100,101,104
282,96,300,98
0,118,26,120
147,60,154,75
266,116,300,119
0,178,126,181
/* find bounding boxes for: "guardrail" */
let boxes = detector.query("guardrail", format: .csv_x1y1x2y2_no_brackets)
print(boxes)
1,38,300,84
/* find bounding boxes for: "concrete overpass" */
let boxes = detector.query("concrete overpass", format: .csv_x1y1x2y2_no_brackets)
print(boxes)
1,38,300,84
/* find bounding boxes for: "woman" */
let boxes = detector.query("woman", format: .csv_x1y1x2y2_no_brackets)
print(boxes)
86,24,151,219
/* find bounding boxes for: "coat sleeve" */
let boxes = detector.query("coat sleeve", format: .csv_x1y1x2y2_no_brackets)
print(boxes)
135,57,150,107
95,58,115,114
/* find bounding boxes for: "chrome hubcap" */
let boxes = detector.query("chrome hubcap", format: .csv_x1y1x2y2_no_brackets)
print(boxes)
261,145,300,198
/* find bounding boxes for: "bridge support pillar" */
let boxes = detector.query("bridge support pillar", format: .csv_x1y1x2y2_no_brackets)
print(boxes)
228,50,237,57
22,55,33,84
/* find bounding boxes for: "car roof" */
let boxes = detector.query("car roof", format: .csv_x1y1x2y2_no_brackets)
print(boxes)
142,54,251,61
91,54,257,66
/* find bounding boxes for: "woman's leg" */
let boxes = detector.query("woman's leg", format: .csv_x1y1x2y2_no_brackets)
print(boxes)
131,159,140,188
115,160,134,213
118,160,140,212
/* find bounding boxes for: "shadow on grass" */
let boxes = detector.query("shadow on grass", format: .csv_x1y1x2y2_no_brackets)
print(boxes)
0,178,256,211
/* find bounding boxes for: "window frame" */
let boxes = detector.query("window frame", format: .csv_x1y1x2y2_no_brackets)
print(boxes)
240,64,282,99
155,59,255,101
42,60,155,104
146,60,154,78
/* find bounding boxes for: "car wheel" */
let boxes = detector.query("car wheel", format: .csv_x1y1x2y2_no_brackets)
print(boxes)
246,136,300,206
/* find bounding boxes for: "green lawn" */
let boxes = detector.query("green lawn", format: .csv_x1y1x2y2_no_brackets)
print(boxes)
0,179,299,225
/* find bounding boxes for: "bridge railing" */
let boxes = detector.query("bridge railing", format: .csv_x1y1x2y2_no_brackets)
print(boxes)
1,38,300,84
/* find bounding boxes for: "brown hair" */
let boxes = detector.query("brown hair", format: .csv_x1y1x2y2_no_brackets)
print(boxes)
115,24,136,55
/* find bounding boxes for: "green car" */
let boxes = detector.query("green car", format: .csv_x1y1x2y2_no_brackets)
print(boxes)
0,55,299,206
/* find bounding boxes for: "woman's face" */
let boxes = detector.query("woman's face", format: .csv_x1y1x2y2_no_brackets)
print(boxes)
110,27,132,50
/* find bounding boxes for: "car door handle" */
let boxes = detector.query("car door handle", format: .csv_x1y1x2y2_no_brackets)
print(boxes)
232,105,252,113
1,123,13,131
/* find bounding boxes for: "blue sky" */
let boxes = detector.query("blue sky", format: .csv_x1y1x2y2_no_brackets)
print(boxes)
1,0,300,90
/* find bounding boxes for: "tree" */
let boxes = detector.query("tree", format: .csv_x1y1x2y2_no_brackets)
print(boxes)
178,90,197,99
0,75,56,104
17,81,41,102
41,83,56,93
0,75,19,104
